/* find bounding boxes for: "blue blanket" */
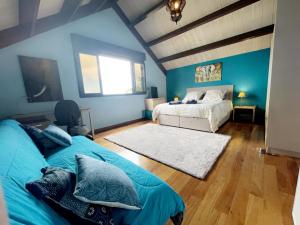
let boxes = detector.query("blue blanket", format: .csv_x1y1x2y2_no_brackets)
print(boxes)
0,120,185,225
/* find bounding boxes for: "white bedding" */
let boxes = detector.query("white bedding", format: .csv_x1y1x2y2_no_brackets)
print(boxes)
152,100,233,132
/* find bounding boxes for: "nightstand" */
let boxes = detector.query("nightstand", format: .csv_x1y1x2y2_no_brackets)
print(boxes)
233,105,256,123
144,98,166,120
145,98,166,111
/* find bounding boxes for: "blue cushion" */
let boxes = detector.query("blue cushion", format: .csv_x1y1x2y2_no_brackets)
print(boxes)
0,119,70,225
26,167,114,225
46,136,185,225
74,154,140,210
20,124,59,154
43,125,72,147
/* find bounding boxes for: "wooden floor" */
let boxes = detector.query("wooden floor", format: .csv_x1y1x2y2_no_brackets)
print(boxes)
95,121,300,225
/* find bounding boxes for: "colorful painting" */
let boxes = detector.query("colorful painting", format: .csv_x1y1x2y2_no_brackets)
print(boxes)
195,62,222,83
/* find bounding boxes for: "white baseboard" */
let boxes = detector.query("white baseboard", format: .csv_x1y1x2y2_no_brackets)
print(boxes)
267,147,300,158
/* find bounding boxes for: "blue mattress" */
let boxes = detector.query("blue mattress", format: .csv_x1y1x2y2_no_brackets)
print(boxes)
0,120,185,225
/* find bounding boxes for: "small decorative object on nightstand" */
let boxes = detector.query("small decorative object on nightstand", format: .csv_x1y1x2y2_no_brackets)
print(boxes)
173,95,180,102
144,97,166,120
233,105,256,123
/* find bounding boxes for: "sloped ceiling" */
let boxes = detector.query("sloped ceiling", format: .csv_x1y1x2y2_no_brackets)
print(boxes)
118,0,276,70
0,0,19,30
0,0,276,71
0,0,110,49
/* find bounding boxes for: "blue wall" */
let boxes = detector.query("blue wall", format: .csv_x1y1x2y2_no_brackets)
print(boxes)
167,49,270,111
0,8,166,129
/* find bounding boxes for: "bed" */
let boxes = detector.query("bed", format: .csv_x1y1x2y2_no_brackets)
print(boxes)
152,85,233,132
0,120,185,225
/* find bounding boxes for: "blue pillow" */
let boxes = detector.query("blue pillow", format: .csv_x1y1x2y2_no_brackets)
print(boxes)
43,125,72,147
20,124,59,154
74,154,141,210
26,167,114,225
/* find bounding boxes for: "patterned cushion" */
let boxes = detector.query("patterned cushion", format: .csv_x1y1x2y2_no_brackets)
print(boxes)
26,167,114,225
20,124,58,154
43,125,72,147
74,154,141,210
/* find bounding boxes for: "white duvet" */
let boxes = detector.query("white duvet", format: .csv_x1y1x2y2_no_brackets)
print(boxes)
152,100,233,132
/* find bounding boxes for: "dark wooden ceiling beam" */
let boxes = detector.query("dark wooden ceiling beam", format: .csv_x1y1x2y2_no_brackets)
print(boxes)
0,0,110,49
95,0,110,12
35,14,65,35
148,0,260,46
70,0,110,21
158,25,274,63
0,25,29,49
111,1,166,74
131,0,165,26
18,0,40,36
60,0,83,22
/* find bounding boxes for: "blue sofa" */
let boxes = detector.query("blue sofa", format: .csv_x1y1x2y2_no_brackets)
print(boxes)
0,120,185,225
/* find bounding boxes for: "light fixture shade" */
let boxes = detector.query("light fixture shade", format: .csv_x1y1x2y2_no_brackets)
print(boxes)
238,91,246,98
166,0,186,24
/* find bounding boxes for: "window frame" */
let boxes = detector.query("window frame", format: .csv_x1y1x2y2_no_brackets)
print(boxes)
72,34,147,98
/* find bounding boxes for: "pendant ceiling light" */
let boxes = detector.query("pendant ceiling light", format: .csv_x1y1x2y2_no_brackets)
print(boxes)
166,0,186,24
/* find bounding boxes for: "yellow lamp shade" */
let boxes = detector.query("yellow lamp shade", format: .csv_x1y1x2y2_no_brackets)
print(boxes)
238,91,246,98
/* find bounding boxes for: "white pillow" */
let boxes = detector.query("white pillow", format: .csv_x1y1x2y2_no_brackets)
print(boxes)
182,91,204,103
202,89,226,102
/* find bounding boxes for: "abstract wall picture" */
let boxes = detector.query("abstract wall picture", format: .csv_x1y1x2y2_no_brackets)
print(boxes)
18,56,63,103
195,62,222,83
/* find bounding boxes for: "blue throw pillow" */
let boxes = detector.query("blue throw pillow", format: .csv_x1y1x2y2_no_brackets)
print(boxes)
26,167,114,225
20,124,59,154
43,125,72,147
74,154,141,210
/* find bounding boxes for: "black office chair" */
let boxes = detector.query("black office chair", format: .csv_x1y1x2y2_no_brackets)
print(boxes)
54,100,93,140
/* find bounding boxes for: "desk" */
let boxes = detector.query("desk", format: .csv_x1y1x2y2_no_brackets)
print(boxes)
10,108,95,138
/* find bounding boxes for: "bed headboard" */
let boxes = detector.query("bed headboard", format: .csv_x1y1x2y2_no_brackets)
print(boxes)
187,85,234,101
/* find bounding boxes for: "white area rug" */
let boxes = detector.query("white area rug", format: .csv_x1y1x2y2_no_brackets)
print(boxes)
105,124,231,179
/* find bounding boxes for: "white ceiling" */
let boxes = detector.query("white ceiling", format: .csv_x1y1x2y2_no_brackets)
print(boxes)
120,0,239,42
80,0,92,6
0,0,277,70
119,0,277,70
37,0,64,19
162,34,272,70
0,0,18,30
151,0,276,59
118,0,163,21
0,0,93,24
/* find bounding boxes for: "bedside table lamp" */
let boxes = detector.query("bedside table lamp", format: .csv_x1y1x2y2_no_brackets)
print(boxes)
174,95,180,102
237,91,246,105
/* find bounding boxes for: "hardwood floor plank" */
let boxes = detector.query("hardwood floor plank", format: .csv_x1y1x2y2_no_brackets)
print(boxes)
244,194,264,225
280,193,294,225
216,213,228,225
262,165,283,225
94,121,297,225
180,195,202,225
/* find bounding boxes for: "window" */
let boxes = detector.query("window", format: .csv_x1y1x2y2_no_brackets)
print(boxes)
99,56,132,95
72,34,146,98
79,54,101,94
77,54,146,97
134,63,145,93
